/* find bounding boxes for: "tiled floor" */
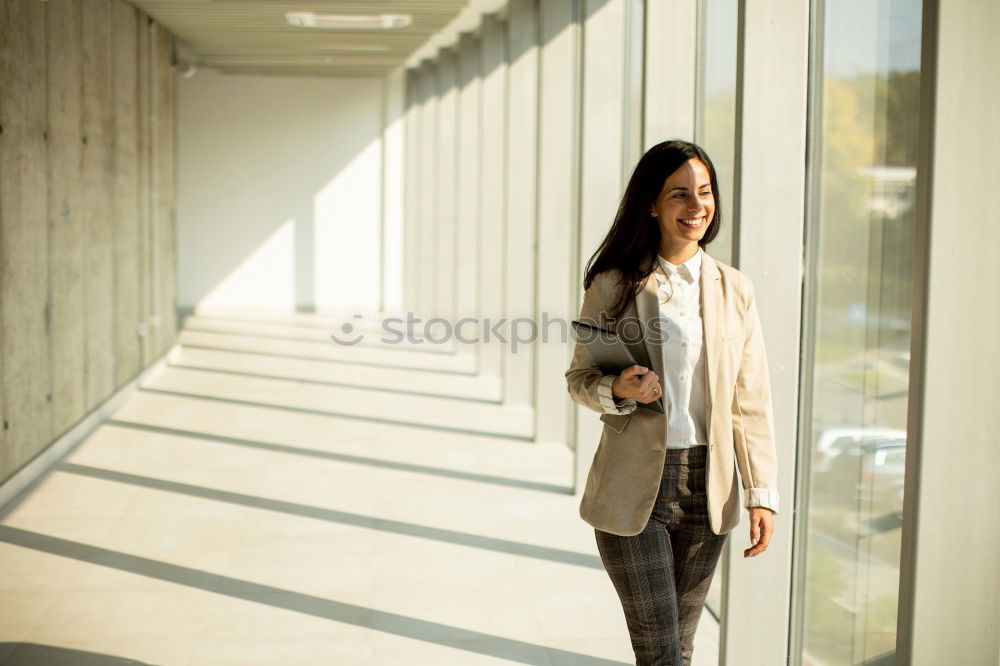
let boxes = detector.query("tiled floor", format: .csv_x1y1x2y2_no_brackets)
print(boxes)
0,314,720,665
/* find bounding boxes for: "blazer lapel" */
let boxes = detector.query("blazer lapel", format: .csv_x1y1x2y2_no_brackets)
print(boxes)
634,264,665,405
699,246,722,442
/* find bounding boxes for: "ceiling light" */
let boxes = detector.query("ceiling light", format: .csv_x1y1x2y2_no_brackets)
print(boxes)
284,13,413,30
304,45,392,53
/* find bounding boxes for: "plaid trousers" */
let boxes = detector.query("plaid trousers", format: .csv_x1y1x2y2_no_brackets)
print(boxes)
594,444,728,666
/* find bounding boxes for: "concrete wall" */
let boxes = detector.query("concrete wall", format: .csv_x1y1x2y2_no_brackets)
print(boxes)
0,0,177,487
176,70,388,315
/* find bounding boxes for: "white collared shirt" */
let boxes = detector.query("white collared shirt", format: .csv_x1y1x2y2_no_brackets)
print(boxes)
592,249,780,511
653,250,709,449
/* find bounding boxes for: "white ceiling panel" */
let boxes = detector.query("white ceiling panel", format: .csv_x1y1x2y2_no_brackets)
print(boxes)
127,1,470,77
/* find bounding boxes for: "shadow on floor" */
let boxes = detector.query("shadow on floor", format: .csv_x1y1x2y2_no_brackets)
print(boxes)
0,643,156,665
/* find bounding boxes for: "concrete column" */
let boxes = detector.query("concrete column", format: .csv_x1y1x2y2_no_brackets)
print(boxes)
621,0,644,169
896,0,1000,662
536,0,581,446
454,32,482,360
416,61,438,319
403,68,421,314
477,14,508,381
572,0,636,486
643,0,697,147
381,68,405,315
721,1,808,665
503,0,539,408
433,49,459,327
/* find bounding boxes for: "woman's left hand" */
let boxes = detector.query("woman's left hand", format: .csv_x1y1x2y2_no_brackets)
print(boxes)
743,507,775,558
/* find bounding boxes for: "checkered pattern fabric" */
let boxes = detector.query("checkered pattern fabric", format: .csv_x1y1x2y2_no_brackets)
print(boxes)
594,444,728,666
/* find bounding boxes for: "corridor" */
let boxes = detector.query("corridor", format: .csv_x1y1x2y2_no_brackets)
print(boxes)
0,312,720,665
5,0,994,662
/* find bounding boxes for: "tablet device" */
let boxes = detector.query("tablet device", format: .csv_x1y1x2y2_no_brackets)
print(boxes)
570,320,665,414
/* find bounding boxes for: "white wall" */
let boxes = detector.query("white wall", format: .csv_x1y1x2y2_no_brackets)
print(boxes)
177,69,390,314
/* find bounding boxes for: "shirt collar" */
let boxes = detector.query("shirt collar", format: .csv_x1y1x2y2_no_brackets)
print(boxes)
655,248,701,285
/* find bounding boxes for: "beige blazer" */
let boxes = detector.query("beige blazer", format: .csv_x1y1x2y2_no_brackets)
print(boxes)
566,246,779,536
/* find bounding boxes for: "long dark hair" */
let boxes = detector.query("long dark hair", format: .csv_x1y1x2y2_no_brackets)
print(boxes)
582,139,722,320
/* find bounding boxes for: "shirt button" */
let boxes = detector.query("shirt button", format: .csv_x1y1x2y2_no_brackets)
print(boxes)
681,341,687,347
680,311,685,316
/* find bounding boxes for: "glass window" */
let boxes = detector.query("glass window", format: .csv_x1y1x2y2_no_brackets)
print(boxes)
796,0,922,663
695,0,738,268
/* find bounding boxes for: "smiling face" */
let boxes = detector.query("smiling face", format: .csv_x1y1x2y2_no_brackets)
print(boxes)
650,158,716,250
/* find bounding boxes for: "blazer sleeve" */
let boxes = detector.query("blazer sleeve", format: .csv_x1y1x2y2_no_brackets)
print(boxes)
564,274,639,415
731,274,781,514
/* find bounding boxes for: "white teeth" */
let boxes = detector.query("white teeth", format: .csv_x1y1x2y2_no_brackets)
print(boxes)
679,217,704,226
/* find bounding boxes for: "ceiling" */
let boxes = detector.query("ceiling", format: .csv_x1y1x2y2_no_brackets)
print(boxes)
127,1,471,77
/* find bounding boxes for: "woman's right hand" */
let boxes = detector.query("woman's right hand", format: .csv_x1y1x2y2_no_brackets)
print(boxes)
611,365,662,404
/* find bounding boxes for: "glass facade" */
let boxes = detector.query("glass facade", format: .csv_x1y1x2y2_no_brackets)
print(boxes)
694,0,738,269
795,0,922,663
401,0,986,661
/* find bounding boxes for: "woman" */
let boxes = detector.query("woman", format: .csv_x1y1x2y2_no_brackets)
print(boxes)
565,139,780,666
